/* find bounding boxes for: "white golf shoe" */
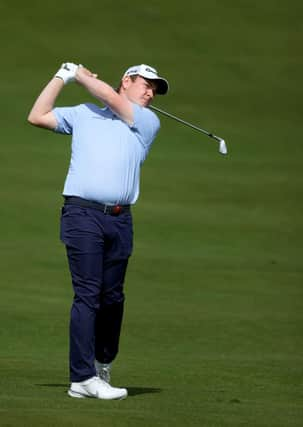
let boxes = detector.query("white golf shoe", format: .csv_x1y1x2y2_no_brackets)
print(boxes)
68,376,127,400
95,360,111,383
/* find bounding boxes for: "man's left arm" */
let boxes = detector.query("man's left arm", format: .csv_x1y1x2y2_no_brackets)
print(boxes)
28,63,80,130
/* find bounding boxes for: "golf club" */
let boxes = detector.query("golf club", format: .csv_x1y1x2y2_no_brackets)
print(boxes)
149,105,227,155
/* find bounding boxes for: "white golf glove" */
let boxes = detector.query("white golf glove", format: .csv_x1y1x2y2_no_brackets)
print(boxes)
55,62,79,84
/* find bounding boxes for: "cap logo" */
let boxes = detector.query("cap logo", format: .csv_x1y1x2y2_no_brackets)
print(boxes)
145,66,157,74
129,68,138,74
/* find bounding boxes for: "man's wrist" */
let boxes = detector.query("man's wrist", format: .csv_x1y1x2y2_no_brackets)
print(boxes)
54,76,65,82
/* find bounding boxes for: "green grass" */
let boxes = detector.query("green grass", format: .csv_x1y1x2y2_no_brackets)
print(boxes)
0,0,303,425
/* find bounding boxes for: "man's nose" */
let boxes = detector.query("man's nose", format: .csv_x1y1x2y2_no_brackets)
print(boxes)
147,88,154,99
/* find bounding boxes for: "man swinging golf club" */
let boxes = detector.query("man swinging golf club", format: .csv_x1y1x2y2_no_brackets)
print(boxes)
28,62,169,400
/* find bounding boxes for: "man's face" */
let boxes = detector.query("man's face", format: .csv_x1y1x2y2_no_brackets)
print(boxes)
123,76,157,107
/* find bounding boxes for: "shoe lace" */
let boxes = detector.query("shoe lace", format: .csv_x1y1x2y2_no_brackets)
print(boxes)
100,368,111,382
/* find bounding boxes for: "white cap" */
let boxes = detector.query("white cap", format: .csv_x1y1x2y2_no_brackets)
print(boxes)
123,64,169,95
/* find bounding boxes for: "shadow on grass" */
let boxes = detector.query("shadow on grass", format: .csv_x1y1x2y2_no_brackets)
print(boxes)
36,384,162,396
37,384,67,388
127,387,162,396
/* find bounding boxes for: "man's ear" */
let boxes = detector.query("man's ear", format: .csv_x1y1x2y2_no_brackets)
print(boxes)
121,75,132,90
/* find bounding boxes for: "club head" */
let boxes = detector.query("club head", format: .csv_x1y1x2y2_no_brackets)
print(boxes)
219,139,227,155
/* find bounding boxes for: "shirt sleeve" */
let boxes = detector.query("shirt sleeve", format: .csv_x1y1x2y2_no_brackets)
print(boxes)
130,104,160,151
52,105,80,134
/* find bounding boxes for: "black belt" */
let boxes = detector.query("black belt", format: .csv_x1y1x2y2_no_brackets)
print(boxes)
64,196,131,215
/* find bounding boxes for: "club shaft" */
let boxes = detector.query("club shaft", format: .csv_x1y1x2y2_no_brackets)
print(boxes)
149,105,221,142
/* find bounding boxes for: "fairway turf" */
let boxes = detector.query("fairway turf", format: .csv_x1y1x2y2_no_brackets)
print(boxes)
0,0,303,426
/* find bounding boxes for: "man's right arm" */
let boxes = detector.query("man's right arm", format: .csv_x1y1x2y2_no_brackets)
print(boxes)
75,66,134,126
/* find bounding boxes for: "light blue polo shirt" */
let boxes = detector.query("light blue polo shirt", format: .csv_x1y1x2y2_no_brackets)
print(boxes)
53,103,160,205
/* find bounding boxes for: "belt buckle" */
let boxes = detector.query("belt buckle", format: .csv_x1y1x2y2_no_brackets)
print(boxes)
112,205,122,215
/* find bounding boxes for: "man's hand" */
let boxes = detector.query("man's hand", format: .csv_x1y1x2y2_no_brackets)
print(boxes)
75,65,98,83
55,62,79,84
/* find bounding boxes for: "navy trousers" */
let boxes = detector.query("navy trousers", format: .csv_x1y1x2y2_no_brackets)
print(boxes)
60,203,133,382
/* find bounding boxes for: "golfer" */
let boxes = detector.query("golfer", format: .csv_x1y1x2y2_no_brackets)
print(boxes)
28,62,169,399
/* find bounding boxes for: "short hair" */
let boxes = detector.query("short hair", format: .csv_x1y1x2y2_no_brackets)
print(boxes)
117,75,138,93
